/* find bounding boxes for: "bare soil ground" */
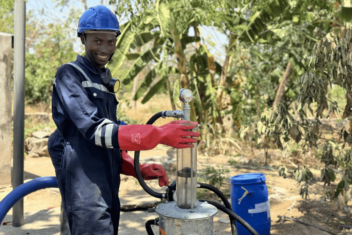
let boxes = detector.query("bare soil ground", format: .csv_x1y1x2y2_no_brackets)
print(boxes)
1,148,350,235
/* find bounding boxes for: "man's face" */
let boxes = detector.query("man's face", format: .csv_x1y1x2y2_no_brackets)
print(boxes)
81,32,116,68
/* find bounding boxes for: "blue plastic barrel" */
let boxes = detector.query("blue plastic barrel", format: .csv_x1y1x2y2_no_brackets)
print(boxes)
230,173,270,235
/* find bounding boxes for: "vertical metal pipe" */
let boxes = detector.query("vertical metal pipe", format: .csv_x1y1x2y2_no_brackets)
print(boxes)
12,0,26,227
183,103,190,121
190,139,194,212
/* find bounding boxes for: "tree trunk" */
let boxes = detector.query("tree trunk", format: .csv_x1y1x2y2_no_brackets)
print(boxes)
80,0,88,10
193,25,200,50
215,54,230,125
171,28,188,79
272,62,293,107
131,48,142,109
216,55,230,107
166,78,176,110
171,27,197,120
131,76,139,109
216,37,235,117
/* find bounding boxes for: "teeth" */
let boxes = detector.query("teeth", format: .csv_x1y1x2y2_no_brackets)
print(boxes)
98,55,107,59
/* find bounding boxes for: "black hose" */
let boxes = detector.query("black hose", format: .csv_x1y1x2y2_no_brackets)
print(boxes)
135,112,255,235
145,218,159,235
146,112,163,125
198,183,236,235
198,183,232,210
120,207,148,212
199,200,259,235
134,112,164,199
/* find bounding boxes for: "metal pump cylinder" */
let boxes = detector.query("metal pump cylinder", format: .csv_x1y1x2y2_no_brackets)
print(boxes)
176,89,197,209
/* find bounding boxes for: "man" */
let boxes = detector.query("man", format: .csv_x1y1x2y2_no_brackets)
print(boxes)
48,5,199,235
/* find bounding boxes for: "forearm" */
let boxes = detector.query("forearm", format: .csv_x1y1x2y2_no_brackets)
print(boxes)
118,125,161,151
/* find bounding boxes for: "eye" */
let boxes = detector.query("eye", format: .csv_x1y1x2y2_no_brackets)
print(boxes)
96,40,101,44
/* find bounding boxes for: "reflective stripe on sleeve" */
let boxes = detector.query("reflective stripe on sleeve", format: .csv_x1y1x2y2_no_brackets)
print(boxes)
105,124,114,148
95,119,113,147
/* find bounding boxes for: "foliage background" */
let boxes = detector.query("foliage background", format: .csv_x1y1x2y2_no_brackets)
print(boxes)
4,0,352,204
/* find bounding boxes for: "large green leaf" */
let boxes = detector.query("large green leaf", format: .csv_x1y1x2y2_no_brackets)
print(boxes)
340,0,352,22
125,53,141,61
133,62,163,100
133,31,160,48
108,22,135,77
122,47,162,85
156,0,170,37
172,78,180,106
141,76,167,104
181,36,201,50
333,179,350,199
133,63,178,100
192,78,203,115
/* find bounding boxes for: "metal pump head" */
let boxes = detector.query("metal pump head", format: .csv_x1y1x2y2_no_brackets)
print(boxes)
179,88,193,104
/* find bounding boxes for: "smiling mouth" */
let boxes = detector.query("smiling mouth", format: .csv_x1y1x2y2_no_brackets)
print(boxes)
97,55,108,59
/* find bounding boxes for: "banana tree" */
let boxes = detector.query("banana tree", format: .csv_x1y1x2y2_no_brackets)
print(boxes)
108,0,224,123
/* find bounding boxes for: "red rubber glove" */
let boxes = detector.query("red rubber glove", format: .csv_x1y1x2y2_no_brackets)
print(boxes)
120,151,169,187
118,120,199,151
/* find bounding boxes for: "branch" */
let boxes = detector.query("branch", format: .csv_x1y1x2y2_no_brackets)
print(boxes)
272,62,293,107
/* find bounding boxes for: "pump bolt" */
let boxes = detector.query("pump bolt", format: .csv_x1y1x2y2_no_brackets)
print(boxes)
184,216,189,219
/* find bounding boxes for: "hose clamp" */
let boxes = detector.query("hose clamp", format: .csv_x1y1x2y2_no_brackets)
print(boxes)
161,110,184,119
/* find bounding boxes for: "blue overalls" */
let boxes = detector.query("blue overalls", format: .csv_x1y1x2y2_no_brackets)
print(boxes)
49,55,122,235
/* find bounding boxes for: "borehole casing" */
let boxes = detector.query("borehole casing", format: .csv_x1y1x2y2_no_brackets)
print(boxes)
156,201,217,235
176,144,197,209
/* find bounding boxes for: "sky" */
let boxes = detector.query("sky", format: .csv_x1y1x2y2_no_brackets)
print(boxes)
26,0,228,62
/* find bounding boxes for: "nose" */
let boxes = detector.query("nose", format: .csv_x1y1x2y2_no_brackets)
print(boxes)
98,43,111,54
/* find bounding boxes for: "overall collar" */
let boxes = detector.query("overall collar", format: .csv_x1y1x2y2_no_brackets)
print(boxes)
76,55,102,75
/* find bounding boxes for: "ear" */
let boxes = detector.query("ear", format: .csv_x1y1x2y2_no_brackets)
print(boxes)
80,35,85,45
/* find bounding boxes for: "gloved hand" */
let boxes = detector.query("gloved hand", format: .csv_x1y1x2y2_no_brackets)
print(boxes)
159,120,199,148
120,151,169,187
118,120,199,151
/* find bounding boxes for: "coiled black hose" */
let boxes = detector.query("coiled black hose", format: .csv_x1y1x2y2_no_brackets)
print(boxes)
199,200,259,235
134,112,164,199
134,112,257,235
145,218,159,235
198,183,236,234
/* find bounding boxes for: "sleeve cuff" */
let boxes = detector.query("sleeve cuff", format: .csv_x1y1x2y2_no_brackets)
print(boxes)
111,124,119,148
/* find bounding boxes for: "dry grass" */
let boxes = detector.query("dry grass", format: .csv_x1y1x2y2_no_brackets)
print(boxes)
122,94,175,126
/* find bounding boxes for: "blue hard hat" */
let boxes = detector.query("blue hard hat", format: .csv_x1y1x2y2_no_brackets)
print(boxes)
77,5,121,37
